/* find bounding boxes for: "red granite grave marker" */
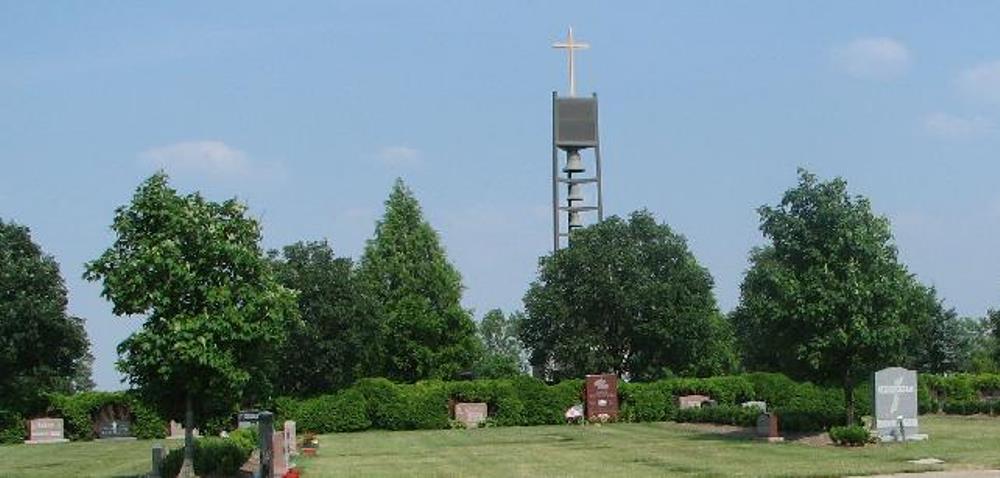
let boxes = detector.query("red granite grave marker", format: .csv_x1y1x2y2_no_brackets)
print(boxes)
584,374,619,421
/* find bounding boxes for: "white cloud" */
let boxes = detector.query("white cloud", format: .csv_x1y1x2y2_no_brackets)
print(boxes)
138,140,288,184
921,112,995,140
375,146,421,167
139,140,252,177
831,37,911,80
957,61,1000,104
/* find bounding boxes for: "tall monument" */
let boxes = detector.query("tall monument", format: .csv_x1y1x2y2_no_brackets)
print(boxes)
551,27,604,251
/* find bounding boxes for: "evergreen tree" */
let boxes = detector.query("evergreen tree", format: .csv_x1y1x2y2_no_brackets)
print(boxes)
356,179,480,381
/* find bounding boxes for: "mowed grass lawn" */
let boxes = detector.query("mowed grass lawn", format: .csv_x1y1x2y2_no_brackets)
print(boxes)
1,416,999,478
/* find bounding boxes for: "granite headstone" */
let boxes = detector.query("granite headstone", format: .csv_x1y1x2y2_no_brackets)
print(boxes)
677,395,711,409
584,374,619,420
94,403,134,440
24,418,69,444
872,367,927,442
454,403,488,429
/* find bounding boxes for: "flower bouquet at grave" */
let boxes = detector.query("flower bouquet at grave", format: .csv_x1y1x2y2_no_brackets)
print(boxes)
300,433,319,457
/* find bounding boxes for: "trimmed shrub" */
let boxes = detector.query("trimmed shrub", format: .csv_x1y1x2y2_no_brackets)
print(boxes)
295,390,371,433
349,378,449,431
674,405,758,427
619,381,675,423
227,426,258,452
829,425,870,446
0,411,25,444
744,373,800,408
942,400,999,416
774,406,846,432
161,436,253,478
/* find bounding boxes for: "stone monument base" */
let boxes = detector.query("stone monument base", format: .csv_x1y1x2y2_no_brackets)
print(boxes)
755,436,784,443
878,433,928,443
24,438,69,444
96,436,137,442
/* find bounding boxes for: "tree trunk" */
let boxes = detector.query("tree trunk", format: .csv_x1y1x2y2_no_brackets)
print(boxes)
844,373,856,426
178,392,196,478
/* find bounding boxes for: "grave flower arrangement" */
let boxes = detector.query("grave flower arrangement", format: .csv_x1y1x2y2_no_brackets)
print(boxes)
301,433,319,457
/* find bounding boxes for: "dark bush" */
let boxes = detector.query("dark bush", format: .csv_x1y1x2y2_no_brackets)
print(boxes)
161,437,253,478
0,411,24,444
829,425,870,446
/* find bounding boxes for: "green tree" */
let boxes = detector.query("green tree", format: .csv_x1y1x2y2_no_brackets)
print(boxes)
269,240,369,395
356,179,480,382
989,309,1000,369
956,315,998,373
732,170,921,424
474,309,528,378
0,220,90,415
520,210,735,381
904,284,985,374
84,173,297,476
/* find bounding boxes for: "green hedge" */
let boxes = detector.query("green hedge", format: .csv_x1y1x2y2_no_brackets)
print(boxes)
923,374,1000,412
47,391,166,440
941,400,1000,416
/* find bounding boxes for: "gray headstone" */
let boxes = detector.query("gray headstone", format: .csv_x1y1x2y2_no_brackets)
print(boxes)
94,403,134,440
150,443,165,478
259,412,274,478
872,367,927,441
24,418,69,444
238,410,261,429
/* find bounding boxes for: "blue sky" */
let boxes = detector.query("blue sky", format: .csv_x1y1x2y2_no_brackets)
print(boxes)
3,1,1000,390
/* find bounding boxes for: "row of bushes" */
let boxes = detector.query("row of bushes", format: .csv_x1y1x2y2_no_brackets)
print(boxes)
4,372,997,444
274,377,585,433
273,373,859,434
923,374,1000,409
941,399,1000,416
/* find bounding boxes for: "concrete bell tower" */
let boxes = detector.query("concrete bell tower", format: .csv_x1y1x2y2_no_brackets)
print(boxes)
552,27,604,251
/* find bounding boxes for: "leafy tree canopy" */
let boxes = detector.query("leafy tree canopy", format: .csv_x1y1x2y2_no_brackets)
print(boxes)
356,179,480,382
474,309,529,379
269,240,370,395
84,173,298,473
0,220,90,414
731,169,926,423
520,210,736,381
